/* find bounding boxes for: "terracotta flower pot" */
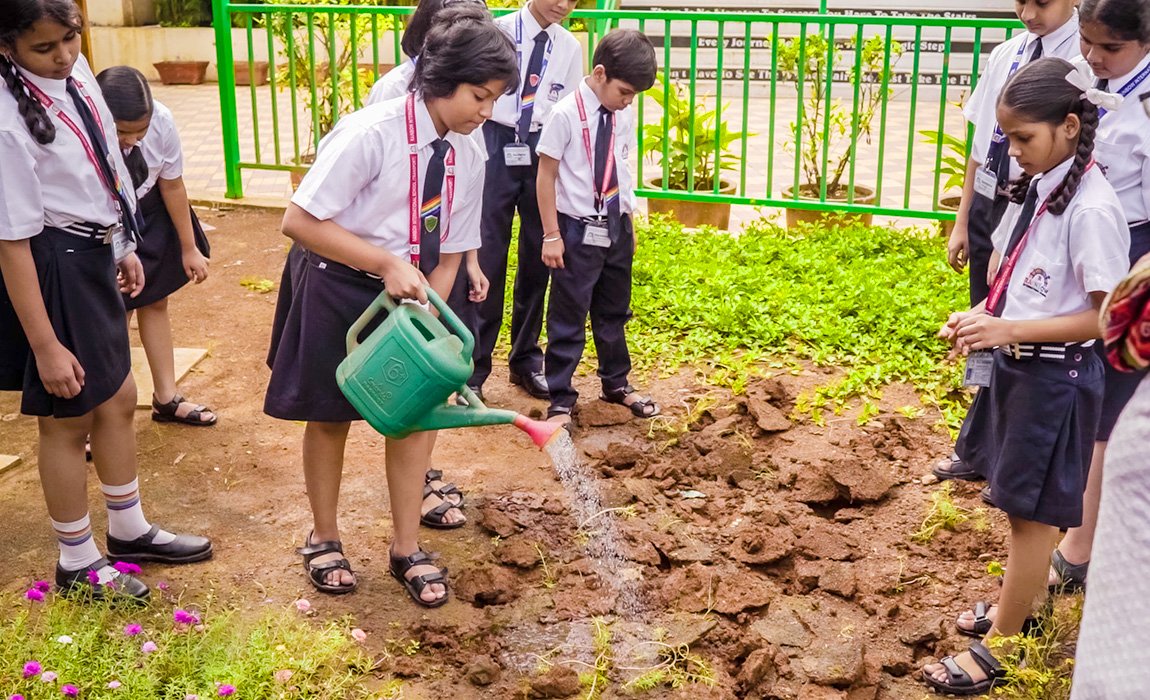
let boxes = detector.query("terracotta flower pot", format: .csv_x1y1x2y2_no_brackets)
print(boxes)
644,177,737,230
289,153,316,192
153,61,209,86
234,61,269,87
782,184,876,229
937,194,963,238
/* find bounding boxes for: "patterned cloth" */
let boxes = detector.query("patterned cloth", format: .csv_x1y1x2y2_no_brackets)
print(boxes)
1102,252,1150,371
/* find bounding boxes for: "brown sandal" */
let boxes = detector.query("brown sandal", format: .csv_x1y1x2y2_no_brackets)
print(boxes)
152,394,217,426
389,548,449,608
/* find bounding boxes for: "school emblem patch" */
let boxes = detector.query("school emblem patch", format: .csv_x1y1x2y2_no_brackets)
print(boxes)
529,74,540,87
1023,267,1050,297
424,215,439,233
548,82,563,102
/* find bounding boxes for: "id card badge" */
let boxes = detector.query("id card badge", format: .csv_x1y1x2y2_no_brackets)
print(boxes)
503,143,532,167
582,221,611,248
106,223,136,261
973,168,998,200
963,350,995,388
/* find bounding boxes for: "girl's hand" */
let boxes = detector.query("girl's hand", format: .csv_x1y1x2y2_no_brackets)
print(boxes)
939,309,980,343
542,235,565,270
467,266,489,303
947,221,969,272
955,314,1016,352
35,341,85,399
383,259,429,304
117,253,145,298
182,247,210,284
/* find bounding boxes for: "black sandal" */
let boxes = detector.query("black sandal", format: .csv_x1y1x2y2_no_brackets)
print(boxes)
389,548,449,608
152,394,217,426
424,469,464,508
1049,549,1088,593
922,641,1004,696
600,384,660,418
298,534,357,595
956,601,1042,638
931,452,984,482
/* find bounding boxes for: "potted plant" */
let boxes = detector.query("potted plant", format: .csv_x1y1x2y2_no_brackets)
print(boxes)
154,0,212,84
266,0,390,188
642,75,742,229
775,31,903,228
920,94,969,237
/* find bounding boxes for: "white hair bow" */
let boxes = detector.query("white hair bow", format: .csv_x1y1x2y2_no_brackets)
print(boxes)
1065,65,1124,111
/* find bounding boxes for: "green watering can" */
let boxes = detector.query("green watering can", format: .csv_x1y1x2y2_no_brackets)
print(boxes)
335,288,562,449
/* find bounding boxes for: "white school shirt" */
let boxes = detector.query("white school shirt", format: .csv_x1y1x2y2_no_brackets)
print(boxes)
1079,54,1150,225
991,157,1129,323
366,61,415,106
291,94,484,257
965,13,1081,175
136,100,184,199
0,54,137,241
489,5,583,133
536,79,637,218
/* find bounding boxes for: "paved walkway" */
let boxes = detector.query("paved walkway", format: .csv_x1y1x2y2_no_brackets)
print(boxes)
156,79,966,230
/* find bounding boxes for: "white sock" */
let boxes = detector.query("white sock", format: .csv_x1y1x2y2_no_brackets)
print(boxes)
52,514,103,571
101,479,175,544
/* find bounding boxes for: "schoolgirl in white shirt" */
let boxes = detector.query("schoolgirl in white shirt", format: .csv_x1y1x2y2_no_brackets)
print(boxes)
96,66,216,427
263,5,518,607
927,57,1130,696
0,0,211,602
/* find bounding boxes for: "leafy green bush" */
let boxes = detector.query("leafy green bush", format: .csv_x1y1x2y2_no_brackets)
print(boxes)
0,586,380,699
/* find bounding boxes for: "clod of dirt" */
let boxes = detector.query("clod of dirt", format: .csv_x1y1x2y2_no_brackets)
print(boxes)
817,562,857,599
731,526,796,565
825,455,899,503
527,664,581,698
477,504,521,538
745,381,792,433
660,613,719,648
801,639,866,686
495,539,542,569
752,597,814,648
896,613,945,646
577,401,632,427
797,686,849,700
735,646,779,693
795,522,860,561
465,655,502,686
603,441,644,470
454,566,519,607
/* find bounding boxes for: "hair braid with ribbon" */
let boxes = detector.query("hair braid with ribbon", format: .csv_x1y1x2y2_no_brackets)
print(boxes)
0,54,55,144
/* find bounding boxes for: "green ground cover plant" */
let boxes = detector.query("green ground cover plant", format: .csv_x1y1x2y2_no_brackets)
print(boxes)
0,584,380,699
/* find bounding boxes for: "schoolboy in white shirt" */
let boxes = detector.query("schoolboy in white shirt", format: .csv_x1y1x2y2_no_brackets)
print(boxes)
464,0,583,401
536,29,660,426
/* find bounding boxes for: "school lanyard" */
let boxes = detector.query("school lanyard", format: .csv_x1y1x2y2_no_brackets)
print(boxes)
574,89,616,215
515,12,553,135
20,76,131,215
1098,61,1150,119
405,93,454,268
985,160,1096,316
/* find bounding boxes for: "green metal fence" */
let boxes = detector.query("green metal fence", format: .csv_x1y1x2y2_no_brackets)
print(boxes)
211,1,1021,222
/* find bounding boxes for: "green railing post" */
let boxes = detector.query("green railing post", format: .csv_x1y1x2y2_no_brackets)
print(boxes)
212,0,242,199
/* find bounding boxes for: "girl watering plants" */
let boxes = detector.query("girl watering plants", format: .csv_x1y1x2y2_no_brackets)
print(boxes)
0,0,212,602
263,5,518,606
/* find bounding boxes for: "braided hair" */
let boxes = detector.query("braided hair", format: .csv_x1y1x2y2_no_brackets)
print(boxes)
0,0,83,145
998,57,1100,216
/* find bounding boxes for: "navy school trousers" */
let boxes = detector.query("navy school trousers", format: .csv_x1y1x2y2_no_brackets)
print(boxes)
544,212,634,411
460,121,550,387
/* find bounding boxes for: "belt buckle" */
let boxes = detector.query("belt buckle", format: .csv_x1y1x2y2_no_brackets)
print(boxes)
1006,343,1021,359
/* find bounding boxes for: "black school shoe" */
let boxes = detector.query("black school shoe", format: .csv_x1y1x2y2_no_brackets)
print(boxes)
107,524,213,564
56,557,150,603
509,370,550,400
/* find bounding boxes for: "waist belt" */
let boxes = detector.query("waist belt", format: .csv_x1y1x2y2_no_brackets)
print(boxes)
999,342,1092,362
60,221,116,241
304,249,383,281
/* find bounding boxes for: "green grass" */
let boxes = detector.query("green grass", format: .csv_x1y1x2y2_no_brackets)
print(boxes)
0,587,382,699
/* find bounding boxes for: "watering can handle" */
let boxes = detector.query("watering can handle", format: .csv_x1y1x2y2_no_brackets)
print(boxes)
345,287,475,364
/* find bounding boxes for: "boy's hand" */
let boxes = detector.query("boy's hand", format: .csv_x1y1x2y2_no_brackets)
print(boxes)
468,266,489,303
382,257,429,304
542,235,565,269
117,253,145,297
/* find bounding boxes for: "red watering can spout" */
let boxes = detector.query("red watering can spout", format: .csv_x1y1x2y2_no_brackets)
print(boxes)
513,414,565,450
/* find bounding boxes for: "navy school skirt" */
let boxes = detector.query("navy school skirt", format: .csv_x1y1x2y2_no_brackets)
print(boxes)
0,227,131,417
956,347,1102,528
264,245,388,422
1095,221,1150,441
123,187,211,310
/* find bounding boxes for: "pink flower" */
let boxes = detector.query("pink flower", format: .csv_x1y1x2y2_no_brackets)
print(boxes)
141,641,158,654
157,581,170,591
10,694,26,700
41,671,58,682
351,628,367,643
61,685,78,697
217,685,236,696
174,609,200,625
184,695,198,700
33,580,51,592
22,661,41,678
274,669,293,684
293,598,311,613
25,588,45,602
123,623,142,636
113,562,141,575
86,570,100,585
107,681,121,689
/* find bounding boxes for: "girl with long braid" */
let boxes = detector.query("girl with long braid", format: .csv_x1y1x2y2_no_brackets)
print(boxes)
0,0,211,602
926,57,1130,695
